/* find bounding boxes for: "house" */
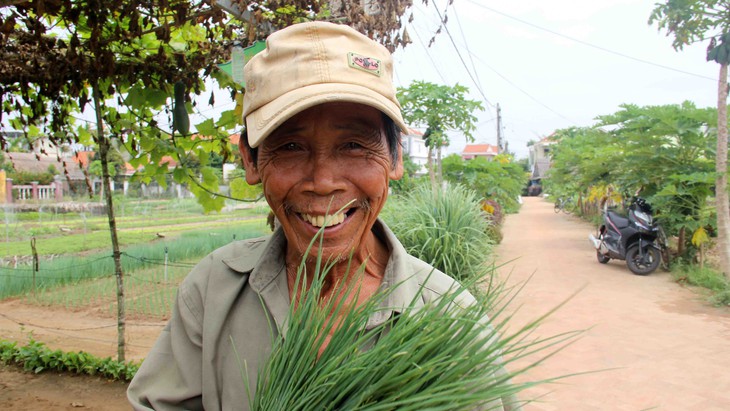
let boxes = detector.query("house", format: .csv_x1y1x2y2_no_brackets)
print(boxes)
461,144,499,161
401,128,428,176
2,151,86,180
1,151,88,203
1,130,94,156
122,155,182,197
526,136,556,196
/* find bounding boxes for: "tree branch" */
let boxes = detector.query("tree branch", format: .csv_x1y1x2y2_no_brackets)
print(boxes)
0,0,30,8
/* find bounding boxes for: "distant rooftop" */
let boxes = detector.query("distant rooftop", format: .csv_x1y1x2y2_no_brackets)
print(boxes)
462,144,499,156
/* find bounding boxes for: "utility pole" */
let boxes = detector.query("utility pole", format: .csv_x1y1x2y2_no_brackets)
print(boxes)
496,103,503,154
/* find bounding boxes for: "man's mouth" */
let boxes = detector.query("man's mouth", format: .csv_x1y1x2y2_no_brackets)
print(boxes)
299,209,352,228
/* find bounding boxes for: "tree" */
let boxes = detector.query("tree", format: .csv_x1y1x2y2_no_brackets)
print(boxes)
546,102,716,260
650,1,730,278
441,153,526,213
1,1,244,362
397,81,483,189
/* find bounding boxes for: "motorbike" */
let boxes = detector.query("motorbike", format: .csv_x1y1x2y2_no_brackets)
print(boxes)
588,197,667,275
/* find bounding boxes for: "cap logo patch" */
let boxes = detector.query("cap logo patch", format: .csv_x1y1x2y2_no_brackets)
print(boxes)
348,52,382,76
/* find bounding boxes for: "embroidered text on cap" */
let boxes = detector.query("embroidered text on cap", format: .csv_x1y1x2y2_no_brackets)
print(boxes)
348,52,382,76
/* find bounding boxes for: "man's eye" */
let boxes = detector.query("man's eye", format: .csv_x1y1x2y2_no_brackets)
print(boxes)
279,142,301,151
344,142,365,150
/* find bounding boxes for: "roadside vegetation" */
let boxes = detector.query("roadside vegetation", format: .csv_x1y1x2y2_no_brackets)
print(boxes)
671,263,730,306
543,102,730,306
383,183,494,286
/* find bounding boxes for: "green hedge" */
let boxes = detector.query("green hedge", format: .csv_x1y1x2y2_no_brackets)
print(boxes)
0,338,138,381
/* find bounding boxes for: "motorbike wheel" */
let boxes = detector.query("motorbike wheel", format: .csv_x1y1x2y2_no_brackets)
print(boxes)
626,244,661,275
596,251,610,264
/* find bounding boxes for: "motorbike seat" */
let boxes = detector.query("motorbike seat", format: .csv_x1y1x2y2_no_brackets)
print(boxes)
607,211,630,229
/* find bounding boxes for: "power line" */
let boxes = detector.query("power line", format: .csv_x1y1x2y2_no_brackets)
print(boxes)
469,52,577,125
431,3,495,109
453,3,483,94
468,1,716,82
405,8,448,84
425,1,574,124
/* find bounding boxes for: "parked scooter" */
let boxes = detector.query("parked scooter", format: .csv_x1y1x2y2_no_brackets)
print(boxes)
588,197,666,275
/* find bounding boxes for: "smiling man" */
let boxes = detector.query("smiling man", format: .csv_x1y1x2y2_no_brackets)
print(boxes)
128,21,518,411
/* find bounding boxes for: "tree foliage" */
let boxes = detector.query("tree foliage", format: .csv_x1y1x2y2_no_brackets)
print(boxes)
650,0,730,277
649,0,730,50
441,153,526,214
396,81,483,187
397,81,483,149
545,102,717,260
0,1,437,360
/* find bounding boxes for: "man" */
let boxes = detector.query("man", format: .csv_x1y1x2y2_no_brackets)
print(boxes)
128,21,518,410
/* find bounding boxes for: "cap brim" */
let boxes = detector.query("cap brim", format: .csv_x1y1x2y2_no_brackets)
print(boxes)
245,83,409,148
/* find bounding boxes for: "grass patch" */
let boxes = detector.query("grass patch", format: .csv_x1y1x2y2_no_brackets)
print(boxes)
0,222,268,300
1,199,270,257
1,216,267,258
672,263,730,306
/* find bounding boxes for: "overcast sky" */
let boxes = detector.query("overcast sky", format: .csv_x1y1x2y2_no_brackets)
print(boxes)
392,0,720,159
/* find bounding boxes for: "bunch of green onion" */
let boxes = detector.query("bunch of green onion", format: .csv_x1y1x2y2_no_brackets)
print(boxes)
243,229,575,410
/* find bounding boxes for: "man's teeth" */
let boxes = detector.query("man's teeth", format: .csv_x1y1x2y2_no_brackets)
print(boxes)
301,212,346,228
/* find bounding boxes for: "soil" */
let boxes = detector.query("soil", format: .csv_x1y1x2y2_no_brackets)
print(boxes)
495,197,730,410
0,300,165,410
1,196,729,409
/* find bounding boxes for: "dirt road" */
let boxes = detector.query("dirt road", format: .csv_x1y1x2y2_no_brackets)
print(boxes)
496,197,730,410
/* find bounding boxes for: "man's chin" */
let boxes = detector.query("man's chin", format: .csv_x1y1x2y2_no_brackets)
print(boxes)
302,246,353,265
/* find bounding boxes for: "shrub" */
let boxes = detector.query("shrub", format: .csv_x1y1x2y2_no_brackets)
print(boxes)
0,338,139,381
383,182,493,284
9,170,55,185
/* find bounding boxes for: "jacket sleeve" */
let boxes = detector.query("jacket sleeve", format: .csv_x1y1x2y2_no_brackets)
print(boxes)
127,279,205,410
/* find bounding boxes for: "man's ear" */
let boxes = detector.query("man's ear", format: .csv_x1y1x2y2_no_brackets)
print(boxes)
389,141,404,181
239,136,261,184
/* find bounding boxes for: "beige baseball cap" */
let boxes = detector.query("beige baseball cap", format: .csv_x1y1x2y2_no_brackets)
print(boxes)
242,21,409,148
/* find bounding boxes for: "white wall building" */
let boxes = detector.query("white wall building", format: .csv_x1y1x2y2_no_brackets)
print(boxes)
401,128,428,176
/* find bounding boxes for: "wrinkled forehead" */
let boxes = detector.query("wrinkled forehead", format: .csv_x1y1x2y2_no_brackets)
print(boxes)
266,102,386,141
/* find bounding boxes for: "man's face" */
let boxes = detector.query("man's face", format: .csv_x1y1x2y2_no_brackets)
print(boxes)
242,102,403,262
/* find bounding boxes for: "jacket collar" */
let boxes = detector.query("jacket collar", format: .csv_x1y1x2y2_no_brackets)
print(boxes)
222,219,426,336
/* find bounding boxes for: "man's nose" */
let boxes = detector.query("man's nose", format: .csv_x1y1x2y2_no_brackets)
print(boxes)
307,153,346,195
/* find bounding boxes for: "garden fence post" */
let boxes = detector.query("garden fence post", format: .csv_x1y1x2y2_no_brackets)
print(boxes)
0,171,6,203
6,178,13,203
31,237,38,296
164,246,168,282
54,177,63,202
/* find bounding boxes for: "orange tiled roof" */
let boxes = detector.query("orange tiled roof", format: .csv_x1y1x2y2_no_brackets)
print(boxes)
462,144,499,155
72,151,95,167
406,128,424,137
123,155,178,175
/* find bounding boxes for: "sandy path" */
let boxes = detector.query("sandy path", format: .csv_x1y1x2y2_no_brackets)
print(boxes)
496,196,730,410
